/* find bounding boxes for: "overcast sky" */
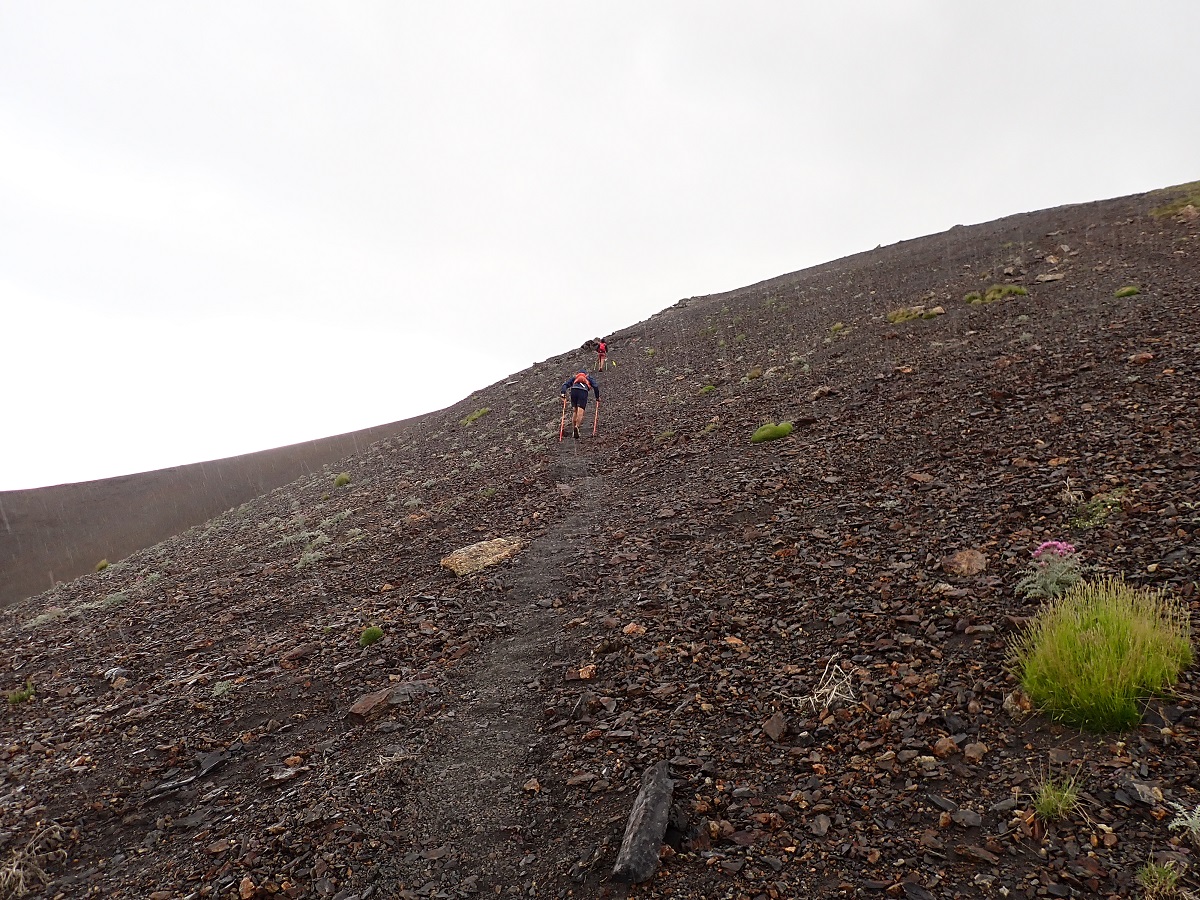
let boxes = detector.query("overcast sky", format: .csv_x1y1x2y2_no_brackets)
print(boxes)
2,2,1196,491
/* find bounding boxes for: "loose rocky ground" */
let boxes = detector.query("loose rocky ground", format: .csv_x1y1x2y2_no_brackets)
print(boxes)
2,184,1199,899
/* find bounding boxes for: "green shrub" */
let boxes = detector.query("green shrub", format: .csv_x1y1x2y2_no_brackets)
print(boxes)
751,422,793,444
1007,577,1193,731
1114,285,1140,298
1137,859,1183,898
360,626,384,648
460,407,490,426
95,559,109,572
7,679,34,705
333,472,351,487
963,291,983,304
699,384,715,394
644,348,656,357
1032,772,1079,820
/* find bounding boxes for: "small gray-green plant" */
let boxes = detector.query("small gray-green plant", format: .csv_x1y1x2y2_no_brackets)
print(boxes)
1137,859,1183,898
333,472,351,488
1168,801,1200,847
644,347,656,357
1032,771,1080,820
655,430,675,444
7,679,34,705
1115,285,1141,298
211,680,234,698
360,626,384,647
479,486,498,499
700,421,719,435
1016,541,1083,599
297,550,326,569
751,422,793,444
461,407,490,426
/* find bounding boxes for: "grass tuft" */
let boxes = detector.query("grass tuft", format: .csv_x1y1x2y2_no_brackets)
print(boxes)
1137,859,1183,898
699,384,715,395
1032,772,1080,820
95,559,109,572
360,626,384,647
750,422,793,444
7,679,35,705
1007,577,1193,731
1114,285,1141,298
333,472,351,488
460,407,490,426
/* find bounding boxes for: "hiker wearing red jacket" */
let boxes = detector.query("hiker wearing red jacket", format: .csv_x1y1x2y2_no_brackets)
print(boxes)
560,372,600,440
596,339,608,371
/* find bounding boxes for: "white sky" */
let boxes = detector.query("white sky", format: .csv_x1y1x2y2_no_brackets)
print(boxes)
2,2,1197,490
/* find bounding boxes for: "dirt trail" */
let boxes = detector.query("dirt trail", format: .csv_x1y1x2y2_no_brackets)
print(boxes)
384,441,608,895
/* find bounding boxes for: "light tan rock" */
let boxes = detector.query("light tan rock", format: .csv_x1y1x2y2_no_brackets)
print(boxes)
440,536,527,576
942,549,987,577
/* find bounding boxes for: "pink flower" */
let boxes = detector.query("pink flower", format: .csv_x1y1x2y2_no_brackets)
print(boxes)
1033,540,1076,559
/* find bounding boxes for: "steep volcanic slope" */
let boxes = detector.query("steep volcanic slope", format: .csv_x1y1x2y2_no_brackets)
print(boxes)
1,184,1198,900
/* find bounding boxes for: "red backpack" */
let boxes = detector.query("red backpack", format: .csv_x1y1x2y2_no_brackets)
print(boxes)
573,372,589,386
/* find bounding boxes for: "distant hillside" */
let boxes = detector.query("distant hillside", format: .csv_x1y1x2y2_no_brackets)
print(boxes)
0,420,431,608
2,181,1197,898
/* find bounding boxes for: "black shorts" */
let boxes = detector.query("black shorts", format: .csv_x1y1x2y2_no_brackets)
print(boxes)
569,387,589,409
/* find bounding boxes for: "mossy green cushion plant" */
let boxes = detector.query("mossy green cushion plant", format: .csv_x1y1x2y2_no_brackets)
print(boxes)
965,284,1027,305
360,626,384,648
95,559,109,572
7,679,34,705
1114,285,1140,298
750,422,793,444
1008,577,1193,731
333,472,351,487
460,407,489,426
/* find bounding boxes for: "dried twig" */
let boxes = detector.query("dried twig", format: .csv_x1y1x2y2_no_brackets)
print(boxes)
775,655,856,712
0,824,66,900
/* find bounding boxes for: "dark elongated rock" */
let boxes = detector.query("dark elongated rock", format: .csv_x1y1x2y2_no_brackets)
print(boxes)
611,760,673,883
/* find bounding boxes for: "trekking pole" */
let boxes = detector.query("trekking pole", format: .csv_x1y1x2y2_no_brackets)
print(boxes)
592,399,600,436
558,397,567,442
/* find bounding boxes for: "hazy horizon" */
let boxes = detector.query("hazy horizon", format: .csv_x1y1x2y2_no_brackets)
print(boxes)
3,2,1197,490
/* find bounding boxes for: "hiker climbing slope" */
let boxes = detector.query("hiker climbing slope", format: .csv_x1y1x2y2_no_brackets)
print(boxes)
596,339,608,371
560,371,600,440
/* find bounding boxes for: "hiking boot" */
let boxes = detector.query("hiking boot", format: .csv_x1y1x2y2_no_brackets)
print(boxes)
573,426,580,440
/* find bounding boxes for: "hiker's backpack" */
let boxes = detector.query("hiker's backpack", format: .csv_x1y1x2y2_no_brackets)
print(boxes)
573,372,589,387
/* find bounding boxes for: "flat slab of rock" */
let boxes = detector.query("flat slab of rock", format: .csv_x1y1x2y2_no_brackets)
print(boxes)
440,537,527,576
348,687,393,722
